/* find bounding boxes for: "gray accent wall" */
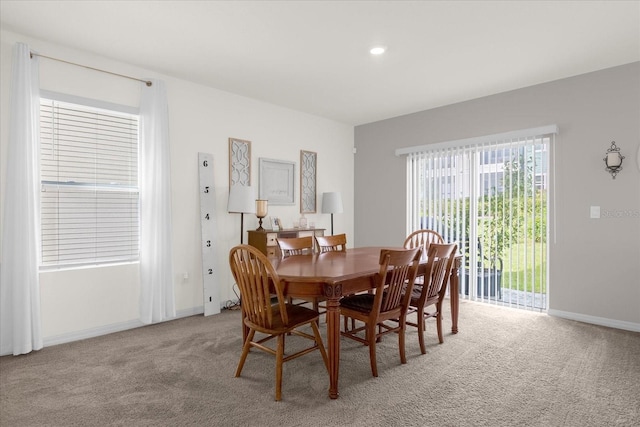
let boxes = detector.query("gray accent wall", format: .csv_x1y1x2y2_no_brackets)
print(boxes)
354,62,640,329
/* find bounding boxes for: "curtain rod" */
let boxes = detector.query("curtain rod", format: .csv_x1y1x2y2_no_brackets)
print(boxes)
30,51,152,87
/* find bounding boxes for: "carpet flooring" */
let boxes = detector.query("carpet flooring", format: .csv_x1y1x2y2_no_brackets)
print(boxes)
1,300,639,426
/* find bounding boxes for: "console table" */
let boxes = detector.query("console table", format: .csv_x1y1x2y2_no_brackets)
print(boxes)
247,228,325,257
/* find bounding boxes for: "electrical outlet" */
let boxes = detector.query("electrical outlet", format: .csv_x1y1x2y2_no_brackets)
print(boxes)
590,206,600,219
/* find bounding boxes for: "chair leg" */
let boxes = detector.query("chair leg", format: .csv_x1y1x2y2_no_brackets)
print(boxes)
399,319,407,364
343,316,356,332
368,323,378,377
436,311,444,344
418,311,426,355
235,328,255,377
313,298,321,326
275,334,284,401
311,321,329,371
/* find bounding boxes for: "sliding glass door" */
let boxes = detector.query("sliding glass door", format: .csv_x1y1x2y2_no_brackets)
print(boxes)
405,130,553,311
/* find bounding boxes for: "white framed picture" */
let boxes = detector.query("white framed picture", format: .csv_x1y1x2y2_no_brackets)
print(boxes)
270,216,281,231
259,158,295,205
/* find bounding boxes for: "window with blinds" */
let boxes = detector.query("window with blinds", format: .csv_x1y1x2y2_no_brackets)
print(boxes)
40,98,139,268
402,127,556,311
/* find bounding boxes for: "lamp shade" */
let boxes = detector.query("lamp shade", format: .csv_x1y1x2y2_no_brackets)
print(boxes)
227,185,255,214
322,192,343,214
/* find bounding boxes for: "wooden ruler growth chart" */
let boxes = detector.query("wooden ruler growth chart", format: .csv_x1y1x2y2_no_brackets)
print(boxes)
198,153,220,316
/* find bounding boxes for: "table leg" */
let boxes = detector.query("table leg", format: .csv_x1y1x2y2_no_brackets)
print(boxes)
450,257,462,334
324,286,341,399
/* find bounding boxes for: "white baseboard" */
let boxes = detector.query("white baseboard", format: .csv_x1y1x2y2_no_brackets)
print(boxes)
548,309,640,332
2,306,216,356
41,306,205,349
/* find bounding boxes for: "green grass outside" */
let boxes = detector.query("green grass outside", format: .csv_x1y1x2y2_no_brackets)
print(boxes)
501,242,547,293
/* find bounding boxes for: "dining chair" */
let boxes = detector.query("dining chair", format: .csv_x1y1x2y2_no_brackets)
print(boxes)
404,228,445,287
276,236,315,257
339,247,421,377
403,229,444,254
405,242,457,354
276,236,324,314
229,244,329,401
315,233,347,253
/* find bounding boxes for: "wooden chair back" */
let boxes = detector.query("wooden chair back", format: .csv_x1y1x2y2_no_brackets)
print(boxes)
315,233,347,253
229,244,287,329
276,236,323,309
403,229,444,255
276,236,314,257
375,248,422,313
420,243,457,306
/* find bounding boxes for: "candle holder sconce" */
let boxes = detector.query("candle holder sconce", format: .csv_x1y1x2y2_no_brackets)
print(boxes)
603,141,624,179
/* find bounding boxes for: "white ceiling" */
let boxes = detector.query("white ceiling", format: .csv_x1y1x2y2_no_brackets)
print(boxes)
1,1,639,126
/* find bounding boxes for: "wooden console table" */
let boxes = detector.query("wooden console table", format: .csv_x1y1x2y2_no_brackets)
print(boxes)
247,228,325,257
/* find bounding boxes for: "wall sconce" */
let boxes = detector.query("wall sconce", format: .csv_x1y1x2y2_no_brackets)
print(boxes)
255,199,268,231
603,141,624,179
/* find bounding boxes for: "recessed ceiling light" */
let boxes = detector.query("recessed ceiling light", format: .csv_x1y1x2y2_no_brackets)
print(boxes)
370,46,386,55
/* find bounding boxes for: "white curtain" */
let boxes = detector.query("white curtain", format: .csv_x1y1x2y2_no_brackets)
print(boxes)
0,42,43,355
139,79,176,324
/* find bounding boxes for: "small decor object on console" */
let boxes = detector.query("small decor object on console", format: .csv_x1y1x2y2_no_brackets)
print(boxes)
270,216,280,231
255,199,268,231
603,141,624,179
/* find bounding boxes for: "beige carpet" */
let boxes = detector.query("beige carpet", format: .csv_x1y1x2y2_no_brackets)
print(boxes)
1,300,639,427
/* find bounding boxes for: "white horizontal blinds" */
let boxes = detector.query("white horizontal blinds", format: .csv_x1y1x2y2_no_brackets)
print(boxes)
406,129,553,311
40,98,139,267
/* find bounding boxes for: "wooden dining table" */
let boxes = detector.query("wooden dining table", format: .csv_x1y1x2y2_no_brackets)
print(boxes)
268,246,461,399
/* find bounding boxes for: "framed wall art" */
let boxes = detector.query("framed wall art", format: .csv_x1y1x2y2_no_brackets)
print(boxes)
259,158,295,205
229,138,251,188
300,150,317,213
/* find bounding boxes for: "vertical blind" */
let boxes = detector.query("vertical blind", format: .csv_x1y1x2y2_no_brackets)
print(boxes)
403,127,556,311
40,98,139,267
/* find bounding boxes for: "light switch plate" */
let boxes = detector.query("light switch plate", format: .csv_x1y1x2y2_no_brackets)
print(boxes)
590,206,600,219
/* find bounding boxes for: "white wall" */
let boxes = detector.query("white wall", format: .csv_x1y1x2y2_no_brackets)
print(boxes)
354,62,640,332
0,30,354,346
